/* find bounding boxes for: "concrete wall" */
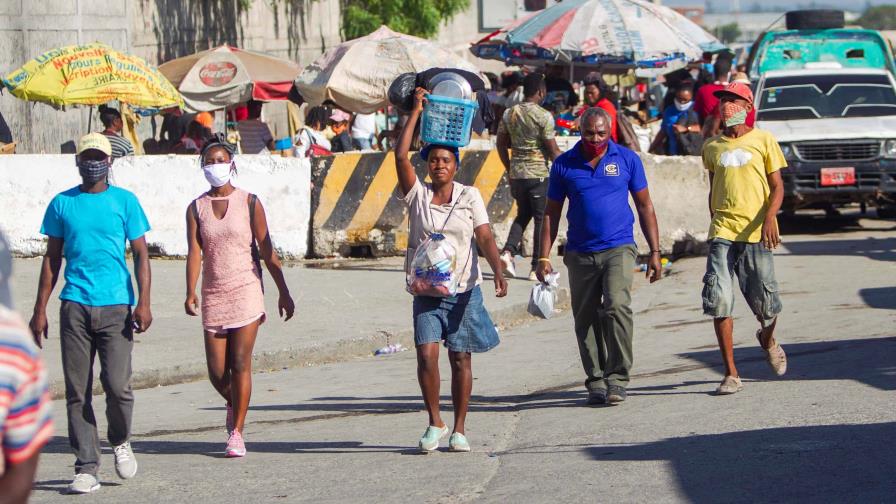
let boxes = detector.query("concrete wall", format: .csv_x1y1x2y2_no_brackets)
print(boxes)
0,154,311,258
0,0,131,154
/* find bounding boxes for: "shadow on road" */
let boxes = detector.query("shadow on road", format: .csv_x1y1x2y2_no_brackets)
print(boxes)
238,389,590,416
37,436,414,457
676,336,896,391
585,422,896,502
859,287,896,309
779,236,896,262
778,211,895,235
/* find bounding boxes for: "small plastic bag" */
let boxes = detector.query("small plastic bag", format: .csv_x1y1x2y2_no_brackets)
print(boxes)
406,233,459,297
528,272,560,319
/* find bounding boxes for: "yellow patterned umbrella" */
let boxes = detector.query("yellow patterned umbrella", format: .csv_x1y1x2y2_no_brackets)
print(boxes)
2,42,183,109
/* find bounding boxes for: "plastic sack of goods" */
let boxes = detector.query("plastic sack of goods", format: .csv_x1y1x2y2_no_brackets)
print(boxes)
528,272,560,319
406,233,459,297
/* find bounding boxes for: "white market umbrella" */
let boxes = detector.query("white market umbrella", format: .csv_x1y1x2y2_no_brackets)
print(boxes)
295,26,482,113
159,45,301,112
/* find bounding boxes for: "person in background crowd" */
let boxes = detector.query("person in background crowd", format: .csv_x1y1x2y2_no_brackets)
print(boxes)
496,73,562,281
537,107,662,406
329,109,355,153
178,120,213,154
662,61,711,110
703,72,756,138
0,109,12,144
500,71,524,110
99,105,135,158
694,58,732,123
650,85,702,156
549,94,577,136
395,88,508,454
236,100,274,154
185,137,295,458
484,72,502,135
544,64,578,109
160,110,195,152
578,76,618,142
351,112,378,150
0,231,53,504
295,106,332,157
195,111,214,130
30,133,152,494
701,82,787,395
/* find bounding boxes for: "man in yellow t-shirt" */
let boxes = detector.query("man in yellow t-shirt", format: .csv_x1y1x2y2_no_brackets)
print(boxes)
700,82,788,396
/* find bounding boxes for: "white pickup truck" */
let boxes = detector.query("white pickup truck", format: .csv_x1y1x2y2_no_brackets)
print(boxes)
755,68,896,217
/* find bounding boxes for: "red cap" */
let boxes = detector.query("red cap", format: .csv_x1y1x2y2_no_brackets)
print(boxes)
713,81,753,104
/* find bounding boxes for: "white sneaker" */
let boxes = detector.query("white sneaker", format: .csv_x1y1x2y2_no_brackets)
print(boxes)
68,473,100,494
113,441,138,479
500,251,516,278
528,269,538,282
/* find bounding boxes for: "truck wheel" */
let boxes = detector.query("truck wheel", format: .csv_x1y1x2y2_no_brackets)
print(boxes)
785,10,845,30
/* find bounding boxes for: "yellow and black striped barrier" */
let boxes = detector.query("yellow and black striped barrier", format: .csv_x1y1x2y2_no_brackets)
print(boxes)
310,150,515,257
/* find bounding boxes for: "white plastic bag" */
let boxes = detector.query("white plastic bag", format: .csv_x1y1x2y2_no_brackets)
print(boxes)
528,272,560,319
406,233,459,297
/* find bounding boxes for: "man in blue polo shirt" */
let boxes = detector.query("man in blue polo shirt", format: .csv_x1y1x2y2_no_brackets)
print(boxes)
537,107,662,405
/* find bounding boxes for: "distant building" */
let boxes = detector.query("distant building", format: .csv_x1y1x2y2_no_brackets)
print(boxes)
672,6,705,27
704,11,861,44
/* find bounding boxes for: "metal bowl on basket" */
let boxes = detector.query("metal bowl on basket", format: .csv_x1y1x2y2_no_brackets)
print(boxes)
428,72,473,100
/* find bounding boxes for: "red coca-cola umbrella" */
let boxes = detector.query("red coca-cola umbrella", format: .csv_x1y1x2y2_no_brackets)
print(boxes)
158,45,301,112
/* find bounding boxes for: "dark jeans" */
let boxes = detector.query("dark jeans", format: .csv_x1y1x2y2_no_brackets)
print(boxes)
503,177,548,269
564,246,636,390
60,301,134,476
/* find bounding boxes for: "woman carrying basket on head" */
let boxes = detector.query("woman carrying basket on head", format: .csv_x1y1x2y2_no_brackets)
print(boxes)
395,87,508,453
184,137,295,458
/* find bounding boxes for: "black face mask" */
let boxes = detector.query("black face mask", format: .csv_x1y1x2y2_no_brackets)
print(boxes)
77,158,110,184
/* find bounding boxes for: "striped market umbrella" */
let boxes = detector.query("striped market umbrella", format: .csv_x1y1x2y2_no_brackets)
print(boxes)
471,0,726,69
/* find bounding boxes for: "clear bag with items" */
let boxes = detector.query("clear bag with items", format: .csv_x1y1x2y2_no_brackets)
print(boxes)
405,187,469,297
528,272,560,319
406,233,459,297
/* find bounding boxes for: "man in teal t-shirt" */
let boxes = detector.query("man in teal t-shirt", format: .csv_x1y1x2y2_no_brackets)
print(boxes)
29,133,152,494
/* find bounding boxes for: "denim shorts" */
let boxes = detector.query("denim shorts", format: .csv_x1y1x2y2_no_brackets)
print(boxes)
702,238,782,327
413,285,500,353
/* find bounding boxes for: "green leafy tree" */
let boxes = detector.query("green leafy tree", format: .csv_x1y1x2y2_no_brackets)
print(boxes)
714,22,742,44
341,0,470,40
857,5,896,30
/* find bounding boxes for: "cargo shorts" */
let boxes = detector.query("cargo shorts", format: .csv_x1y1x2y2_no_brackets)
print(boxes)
702,238,782,327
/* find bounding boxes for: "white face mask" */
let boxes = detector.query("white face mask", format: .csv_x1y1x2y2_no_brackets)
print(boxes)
674,99,693,112
202,162,233,187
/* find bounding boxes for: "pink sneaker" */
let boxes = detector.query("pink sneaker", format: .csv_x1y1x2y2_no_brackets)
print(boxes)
225,404,234,435
225,430,246,458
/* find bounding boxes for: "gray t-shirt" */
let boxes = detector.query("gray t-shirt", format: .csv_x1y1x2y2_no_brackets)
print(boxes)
403,179,489,293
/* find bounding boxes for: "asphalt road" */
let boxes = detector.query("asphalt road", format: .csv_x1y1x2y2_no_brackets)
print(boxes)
25,211,896,503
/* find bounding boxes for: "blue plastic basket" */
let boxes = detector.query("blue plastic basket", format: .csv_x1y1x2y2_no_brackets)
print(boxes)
421,94,479,148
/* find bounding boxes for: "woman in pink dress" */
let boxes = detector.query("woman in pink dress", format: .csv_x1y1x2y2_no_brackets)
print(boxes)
184,137,295,457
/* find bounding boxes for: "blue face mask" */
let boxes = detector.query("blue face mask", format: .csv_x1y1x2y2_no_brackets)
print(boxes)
77,158,110,184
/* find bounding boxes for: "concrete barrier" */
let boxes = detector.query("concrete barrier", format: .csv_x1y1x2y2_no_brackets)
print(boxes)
310,150,517,257
0,154,311,258
310,150,711,258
